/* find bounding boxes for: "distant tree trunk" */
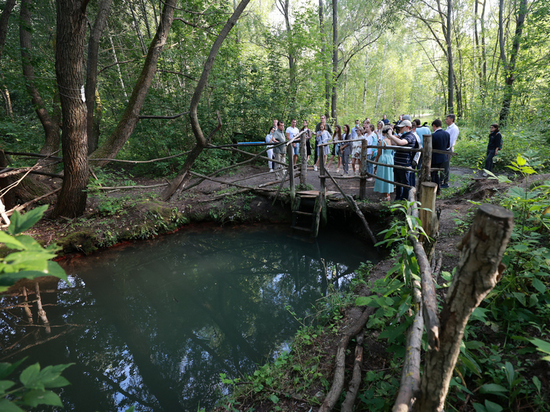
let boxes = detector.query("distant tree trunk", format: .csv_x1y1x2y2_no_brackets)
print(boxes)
161,0,251,201
277,0,296,114
129,0,147,54
139,0,152,39
0,0,16,118
107,27,129,102
474,0,488,102
446,0,454,114
20,0,61,158
498,0,528,126
51,0,89,218
86,0,113,154
330,0,337,122
90,0,177,165
319,0,330,116
0,0,15,57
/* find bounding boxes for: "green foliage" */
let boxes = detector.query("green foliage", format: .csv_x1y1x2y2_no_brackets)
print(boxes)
454,127,549,174
0,205,67,292
0,360,73,411
0,205,72,409
443,159,550,410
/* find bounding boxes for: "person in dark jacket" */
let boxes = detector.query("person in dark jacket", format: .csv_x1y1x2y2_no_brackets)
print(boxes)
431,119,450,194
484,124,502,174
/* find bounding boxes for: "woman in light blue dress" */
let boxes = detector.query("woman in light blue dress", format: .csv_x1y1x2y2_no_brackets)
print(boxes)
374,126,395,201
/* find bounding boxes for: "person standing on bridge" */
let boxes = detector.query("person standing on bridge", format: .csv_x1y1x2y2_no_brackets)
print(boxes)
388,119,416,201
340,124,352,175
273,121,287,179
315,115,332,167
265,126,276,172
314,123,331,172
299,120,312,164
286,119,300,165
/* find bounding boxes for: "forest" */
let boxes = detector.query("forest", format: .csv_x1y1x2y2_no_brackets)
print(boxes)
1,0,549,217
1,0,550,411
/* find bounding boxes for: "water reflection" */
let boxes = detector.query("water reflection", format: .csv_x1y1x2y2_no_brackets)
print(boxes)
0,225,377,411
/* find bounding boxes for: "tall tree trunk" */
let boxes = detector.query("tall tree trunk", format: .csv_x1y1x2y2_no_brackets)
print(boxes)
20,0,61,158
319,0,329,116
498,0,528,126
107,27,129,102
278,0,296,115
129,0,147,54
161,0,252,201
446,0,454,114
86,0,113,155
90,0,177,165
0,0,15,56
52,0,89,218
139,0,152,39
330,0,337,122
0,0,16,118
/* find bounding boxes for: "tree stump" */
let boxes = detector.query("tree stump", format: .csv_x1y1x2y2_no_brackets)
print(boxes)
417,204,514,411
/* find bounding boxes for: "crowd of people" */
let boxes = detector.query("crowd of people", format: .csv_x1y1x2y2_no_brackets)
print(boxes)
264,113,501,201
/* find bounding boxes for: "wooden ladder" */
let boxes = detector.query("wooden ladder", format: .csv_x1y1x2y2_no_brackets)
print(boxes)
291,191,324,237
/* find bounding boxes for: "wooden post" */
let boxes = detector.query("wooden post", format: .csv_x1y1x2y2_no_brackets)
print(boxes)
359,139,368,200
418,134,432,200
419,181,439,260
300,133,307,186
419,182,437,236
320,146,326,195
287,143,295,204
417,204,514,412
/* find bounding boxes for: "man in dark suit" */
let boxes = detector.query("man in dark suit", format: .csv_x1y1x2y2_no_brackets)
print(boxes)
431,119,450,195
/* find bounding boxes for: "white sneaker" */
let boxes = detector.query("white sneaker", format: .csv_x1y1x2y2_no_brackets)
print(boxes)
314,165,317,171
270,169,274,172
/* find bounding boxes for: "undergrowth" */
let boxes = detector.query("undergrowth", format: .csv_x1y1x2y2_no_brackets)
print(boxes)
217,153,550,411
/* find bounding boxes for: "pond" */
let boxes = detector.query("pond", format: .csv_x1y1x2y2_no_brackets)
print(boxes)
0,225,379,411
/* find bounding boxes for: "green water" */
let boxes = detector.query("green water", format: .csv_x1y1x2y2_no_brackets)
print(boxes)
0,225,378,411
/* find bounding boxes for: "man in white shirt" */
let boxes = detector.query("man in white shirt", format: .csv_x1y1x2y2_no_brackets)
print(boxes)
442,114,459,188
286,119,300,165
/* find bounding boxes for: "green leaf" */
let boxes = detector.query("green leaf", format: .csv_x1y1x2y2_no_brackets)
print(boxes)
7,205,48,235
268,394,279,403
532,376,542,393
0,399,24,412
458,353,481,377
22,389,63,407
484,399,504,412
512,292,526,306
532,278,546,294
0,380,15,393
20,363,41,388
530,338,550,355
0,359,26,380
355,296,377,307
503,362,515,388
472,403,487,412
0,231,25,250
479,383,508,397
